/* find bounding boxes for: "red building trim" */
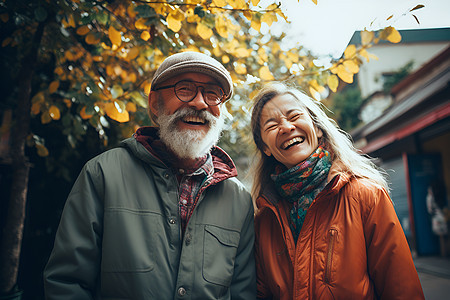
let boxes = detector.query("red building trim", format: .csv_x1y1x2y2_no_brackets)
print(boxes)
362,102,450,153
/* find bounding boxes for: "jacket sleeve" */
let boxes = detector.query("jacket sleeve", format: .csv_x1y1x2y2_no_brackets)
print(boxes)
254,214,273,300
230,195,257,300
364,187,425,300
43,161,104,299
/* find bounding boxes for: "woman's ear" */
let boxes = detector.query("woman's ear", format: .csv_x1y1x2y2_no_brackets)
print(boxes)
263,146,272,157
316,127,323,138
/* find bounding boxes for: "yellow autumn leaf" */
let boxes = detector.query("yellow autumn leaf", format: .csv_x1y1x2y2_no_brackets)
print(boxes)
235,48,250,58
141,31,150,41
105,102,130,123
31,102,41,115
126,102,137,112
243,11,252,21
312,0,317,4
309,86,321,101
109,26,122,47
32,91,45,104
343,60,359,74
36,143,49,157
197,23,213,40
54,66,64,75
327,75,339,92
261,12,277,27
167,14,182,32
135,18,149,30
76,25,90,36
309,79,325,93
85,33,100,45
41,111,52,124
215,16,228,38
48,80,59,94
387,27,402,43
228,0,246,9
251,19,261,31
249,89,259,100
361,30,374,45
222,55,230,64
257,48,268,62
49,105,61,120
127,47,140,60
80,106,93,119
127,5,137,18
235,63,247,75
337,65,353,83
63,99,72,108
344,44,356,59
259,66,274,81
213,0,228,7
62,15,76,28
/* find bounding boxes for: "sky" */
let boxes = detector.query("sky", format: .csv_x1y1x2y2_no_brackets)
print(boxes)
267,0,450,58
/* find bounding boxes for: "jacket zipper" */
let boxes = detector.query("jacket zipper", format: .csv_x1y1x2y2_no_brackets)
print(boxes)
324,228,337,284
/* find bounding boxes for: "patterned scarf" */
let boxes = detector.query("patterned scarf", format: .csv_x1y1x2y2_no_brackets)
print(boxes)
271,145,331,242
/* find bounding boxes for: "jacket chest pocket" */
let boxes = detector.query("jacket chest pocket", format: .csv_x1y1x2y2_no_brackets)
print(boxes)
202,225,240,287
324,228,338,284
101,209,156,273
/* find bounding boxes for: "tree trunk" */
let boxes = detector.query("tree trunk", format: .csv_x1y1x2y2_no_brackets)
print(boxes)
0,21,45,295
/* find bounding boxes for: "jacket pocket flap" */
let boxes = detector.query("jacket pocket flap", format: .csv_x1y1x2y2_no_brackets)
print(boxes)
205,225,240,247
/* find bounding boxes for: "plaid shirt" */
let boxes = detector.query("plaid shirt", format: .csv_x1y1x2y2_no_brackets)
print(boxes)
177,154,214,233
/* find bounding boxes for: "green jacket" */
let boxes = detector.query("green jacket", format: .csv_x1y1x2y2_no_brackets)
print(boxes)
44,133,256,299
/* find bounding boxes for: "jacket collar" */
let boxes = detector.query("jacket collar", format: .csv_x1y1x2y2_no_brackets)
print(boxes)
256,161,352,212
122,126,237,183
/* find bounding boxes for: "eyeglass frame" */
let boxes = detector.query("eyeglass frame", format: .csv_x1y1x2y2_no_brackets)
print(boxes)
152,80,226,106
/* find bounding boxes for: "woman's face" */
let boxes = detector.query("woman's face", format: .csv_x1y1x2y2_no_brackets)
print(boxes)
259,93,323,169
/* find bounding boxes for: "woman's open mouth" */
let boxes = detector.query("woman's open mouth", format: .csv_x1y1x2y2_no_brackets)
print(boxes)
281,136,305,150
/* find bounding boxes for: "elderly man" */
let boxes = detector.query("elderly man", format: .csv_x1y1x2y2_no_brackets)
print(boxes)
44,52,256,299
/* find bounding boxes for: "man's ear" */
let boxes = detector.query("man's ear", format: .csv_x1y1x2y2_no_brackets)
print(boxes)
148,91,159,117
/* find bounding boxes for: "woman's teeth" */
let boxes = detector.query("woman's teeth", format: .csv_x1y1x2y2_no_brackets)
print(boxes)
281,137,305,150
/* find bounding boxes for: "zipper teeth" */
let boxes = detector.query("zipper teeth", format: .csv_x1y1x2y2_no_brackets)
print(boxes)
325,229,336,284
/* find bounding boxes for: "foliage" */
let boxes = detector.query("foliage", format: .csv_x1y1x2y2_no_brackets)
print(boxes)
382,60,414,93
0,0,416,167
323,85,364,132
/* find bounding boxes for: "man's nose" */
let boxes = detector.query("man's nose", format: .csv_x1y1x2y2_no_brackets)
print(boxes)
187,87,209,110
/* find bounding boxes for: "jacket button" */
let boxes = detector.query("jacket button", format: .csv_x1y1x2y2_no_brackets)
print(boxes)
177,287,186,296
164,173,169,179
185,232,191,245
169,217,176,225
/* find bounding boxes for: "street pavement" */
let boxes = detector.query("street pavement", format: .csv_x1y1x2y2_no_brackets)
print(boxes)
414,256,450,299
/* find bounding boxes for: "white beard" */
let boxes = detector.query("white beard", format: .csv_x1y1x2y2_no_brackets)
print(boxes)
157,107,225,159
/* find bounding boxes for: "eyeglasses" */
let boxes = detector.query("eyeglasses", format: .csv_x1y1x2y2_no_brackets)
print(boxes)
153,80,225,106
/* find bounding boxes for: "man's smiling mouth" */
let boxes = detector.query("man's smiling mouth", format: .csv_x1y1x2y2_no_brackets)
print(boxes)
281,136,305,150
182,116,206,125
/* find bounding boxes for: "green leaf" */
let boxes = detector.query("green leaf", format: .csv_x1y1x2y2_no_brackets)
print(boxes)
135,5,157,18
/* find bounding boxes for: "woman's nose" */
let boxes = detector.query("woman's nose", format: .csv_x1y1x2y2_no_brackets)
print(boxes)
279,119,295,133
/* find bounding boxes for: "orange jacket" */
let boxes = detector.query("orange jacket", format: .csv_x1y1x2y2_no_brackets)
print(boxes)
255,173,424,300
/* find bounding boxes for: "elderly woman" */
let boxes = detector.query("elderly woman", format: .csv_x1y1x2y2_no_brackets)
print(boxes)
250,83,424,300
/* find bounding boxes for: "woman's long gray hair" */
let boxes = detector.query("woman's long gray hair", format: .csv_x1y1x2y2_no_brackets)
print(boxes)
250,82,388,201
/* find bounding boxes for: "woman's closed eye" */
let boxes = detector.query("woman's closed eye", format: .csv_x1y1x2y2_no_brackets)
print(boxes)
264,123,278,132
